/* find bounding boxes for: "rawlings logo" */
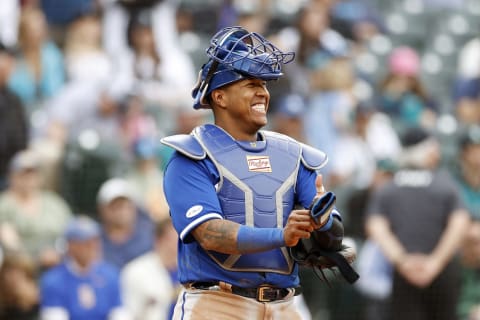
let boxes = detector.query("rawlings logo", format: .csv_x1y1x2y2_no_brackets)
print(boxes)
246,155,272,172
186,205,203,218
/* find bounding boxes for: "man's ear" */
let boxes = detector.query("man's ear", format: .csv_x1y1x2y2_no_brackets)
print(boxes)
211,89,227,109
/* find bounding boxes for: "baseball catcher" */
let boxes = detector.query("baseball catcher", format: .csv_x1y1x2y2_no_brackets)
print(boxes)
161,26,358,320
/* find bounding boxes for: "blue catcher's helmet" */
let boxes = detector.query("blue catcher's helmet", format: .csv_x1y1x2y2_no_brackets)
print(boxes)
192,26,295,109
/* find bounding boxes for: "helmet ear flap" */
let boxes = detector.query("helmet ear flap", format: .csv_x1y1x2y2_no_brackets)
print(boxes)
192,60,220,109
191,68,204,99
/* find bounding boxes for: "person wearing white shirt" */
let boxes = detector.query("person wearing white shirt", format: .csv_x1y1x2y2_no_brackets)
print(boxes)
121,218,180,320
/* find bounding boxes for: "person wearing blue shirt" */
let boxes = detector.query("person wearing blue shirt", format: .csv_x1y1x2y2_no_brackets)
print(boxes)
8,8,65,109
39,215,128,320
96,178,155,270
161,26,348,320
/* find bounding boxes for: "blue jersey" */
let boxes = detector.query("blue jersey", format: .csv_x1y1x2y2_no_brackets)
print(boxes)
40,259,122,320
101,209,155,269
162,124,331,288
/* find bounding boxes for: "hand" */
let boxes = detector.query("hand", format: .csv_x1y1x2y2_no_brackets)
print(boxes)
4,268,39,310
397,253,442,288
283,174,329,247
461,223,480,268
284,209,314,247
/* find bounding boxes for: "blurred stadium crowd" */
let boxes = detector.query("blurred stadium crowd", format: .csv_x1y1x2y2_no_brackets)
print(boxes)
0,0,479,319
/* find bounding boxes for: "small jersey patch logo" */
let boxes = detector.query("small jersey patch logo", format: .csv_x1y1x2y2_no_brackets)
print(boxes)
186,205,203,218
247,155,272,172
78,284,96,309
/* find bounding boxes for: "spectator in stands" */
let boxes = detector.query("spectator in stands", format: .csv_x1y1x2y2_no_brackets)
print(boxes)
124,136,169,222
97,178,154,270
327,101,401,190
121,218,180,320
39,0,96,47
454,125,480,220
452,77,480,126
123,8,195,110
0,251,40,319
302,41,357,186
0,42,28,191
274,0,350,96
270,93,307,142
7,7,65,110
101,0,196,112
102,0,187,62
43,48,130,177
454,125,480,320
119,93,159,152
27,12,131,195
329,0,385,50
0,149,72,269
365,126,470,320
375,46,438,133
63,14,117,86
39,215,129,320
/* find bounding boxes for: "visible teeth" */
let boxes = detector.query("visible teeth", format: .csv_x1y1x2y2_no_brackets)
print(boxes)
252,104,265,112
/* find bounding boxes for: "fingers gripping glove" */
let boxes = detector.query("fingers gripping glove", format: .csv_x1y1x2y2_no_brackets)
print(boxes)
289,192,360,284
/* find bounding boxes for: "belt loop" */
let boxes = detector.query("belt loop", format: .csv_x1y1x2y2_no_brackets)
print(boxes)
284,288,295,300
218,281,233,293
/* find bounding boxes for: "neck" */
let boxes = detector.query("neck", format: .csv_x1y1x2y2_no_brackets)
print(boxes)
105,224,133,243
67,258,94,275
213,122,259,142
462,164,480,189
12,189,36,201
230,131,258,142
137,159,157,172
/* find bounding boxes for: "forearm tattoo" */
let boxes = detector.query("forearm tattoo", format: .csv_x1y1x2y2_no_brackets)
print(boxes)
193,220,240,254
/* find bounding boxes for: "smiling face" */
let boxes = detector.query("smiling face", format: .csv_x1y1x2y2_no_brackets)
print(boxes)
211,78,270,141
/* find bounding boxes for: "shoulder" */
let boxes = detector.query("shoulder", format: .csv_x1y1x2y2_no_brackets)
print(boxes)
40,264,67,288
434,169,461,192
93,261,121,280
41,191,68,204
262,131,328,170
41,191,71,211
160,133,206,160
300,143,328,170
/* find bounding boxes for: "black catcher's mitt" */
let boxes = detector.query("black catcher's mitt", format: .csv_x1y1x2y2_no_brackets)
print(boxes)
289,192,359,284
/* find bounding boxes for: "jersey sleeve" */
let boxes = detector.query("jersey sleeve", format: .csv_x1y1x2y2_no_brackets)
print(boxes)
163,152,224,243
295,163,342,219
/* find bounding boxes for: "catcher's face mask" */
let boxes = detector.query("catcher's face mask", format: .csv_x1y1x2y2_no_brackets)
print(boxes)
192,26,295,109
